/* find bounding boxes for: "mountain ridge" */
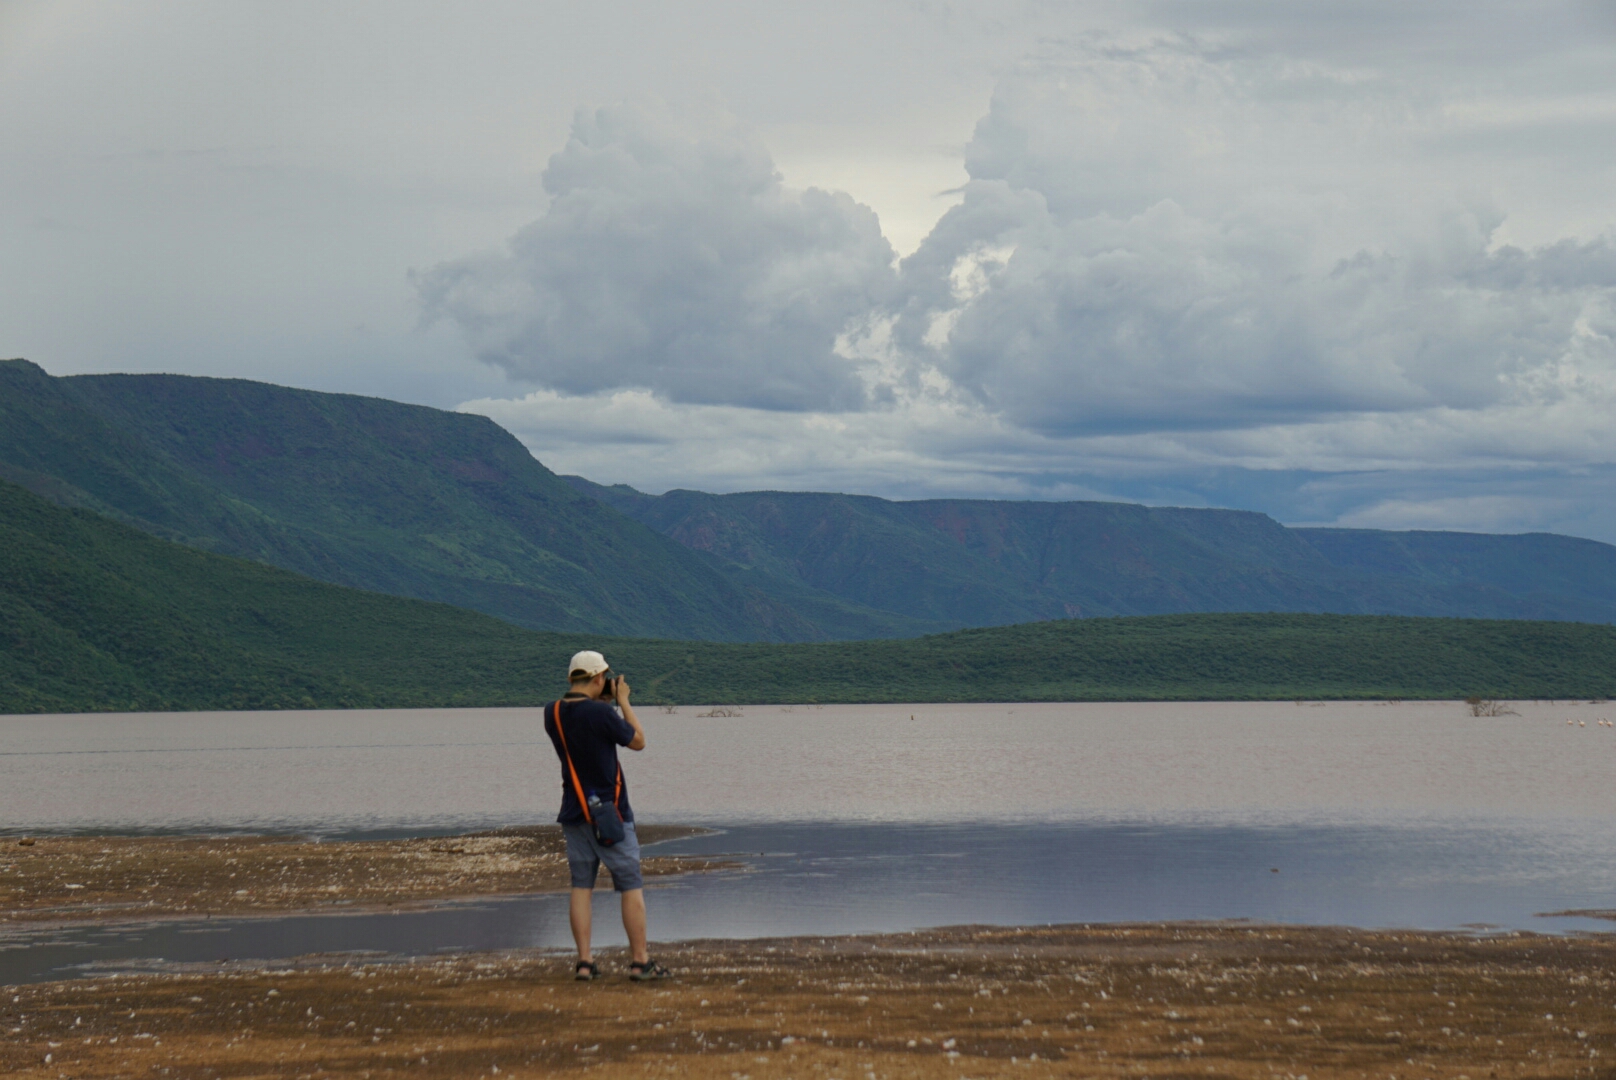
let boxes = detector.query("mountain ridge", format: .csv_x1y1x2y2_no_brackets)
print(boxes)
0,359,929,642
8,356,1614,640
564,477,1616,626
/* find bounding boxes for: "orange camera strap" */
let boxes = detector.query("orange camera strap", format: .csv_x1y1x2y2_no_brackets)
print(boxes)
550,700,622,826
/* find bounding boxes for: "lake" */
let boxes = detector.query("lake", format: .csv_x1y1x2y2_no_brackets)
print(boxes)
4,700,1614,982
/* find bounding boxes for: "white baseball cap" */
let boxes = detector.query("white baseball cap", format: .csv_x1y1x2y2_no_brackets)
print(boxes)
568,650,610,680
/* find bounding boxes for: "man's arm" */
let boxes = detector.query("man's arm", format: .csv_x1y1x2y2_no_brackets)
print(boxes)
613,678,646,751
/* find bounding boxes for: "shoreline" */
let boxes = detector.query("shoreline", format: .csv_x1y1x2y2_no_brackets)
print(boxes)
0,825,731,928
8,697,1614,718
4,921,1612,1078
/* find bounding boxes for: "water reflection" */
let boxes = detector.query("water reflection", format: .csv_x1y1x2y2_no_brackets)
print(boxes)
3,819,1612,985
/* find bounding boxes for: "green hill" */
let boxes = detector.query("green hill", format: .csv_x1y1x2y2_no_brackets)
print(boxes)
4,479,1613,713
0,359,933,642
567,480,1616,625
10,356,1613,648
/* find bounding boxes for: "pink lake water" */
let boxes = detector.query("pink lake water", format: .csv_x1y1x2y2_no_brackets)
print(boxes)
2,700,1612,833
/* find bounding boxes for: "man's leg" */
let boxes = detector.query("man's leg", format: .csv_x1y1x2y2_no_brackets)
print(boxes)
563,824,602,967
570,887,594,963
620,888,648,965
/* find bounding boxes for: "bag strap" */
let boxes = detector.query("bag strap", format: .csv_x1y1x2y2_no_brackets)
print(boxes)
551,700,595,826
551,699,624,824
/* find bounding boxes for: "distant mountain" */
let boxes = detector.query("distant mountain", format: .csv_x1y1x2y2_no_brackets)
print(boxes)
0,359,933,642
9,356,1613,641
565,479,1616,625
6,478,1614,713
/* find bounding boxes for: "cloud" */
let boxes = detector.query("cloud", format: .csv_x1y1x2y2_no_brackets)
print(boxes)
415,99,898,412
419,48,1615,447
461,383,1616,545
1332,495,1575,534
441,36,1616,541
460,385,1110,502
895,42,1616,438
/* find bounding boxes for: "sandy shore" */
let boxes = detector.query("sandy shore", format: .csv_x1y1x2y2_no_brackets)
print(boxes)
3,922,1613,1078
0,826,725,924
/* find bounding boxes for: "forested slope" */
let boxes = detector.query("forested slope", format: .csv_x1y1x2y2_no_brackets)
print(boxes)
5,480,1613,713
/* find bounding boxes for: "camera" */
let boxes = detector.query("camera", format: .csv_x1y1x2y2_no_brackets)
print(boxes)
600,675,618,699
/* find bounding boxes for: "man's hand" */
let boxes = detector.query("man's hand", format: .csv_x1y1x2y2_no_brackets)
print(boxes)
614,677,646,751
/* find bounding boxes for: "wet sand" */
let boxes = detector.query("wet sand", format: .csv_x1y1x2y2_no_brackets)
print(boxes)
3,923,1613,1078
1,826,723,924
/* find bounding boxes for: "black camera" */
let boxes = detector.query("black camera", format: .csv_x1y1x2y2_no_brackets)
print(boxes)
600,675,618,699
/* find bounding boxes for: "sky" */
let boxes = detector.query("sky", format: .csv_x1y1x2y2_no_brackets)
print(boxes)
4,1,1616,541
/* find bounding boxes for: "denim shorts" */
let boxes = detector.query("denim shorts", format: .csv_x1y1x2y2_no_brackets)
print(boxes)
562,821,643,892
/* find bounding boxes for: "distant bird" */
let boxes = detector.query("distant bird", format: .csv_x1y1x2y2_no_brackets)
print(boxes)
1568,719,1575,725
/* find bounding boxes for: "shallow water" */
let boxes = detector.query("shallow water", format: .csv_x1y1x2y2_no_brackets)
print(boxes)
4,819,1614,985
3,700,1614,982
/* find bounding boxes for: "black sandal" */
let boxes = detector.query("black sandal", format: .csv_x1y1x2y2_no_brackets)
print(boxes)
574,960,600,981
628,958,670,981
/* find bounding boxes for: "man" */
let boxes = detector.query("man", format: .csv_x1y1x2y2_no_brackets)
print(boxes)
543,649,669,981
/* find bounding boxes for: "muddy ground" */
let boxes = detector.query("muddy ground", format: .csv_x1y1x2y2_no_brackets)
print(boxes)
0,826,721,923
3,922,1613,1079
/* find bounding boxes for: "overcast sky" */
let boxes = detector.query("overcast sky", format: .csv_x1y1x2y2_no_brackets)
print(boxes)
5,1,1616,540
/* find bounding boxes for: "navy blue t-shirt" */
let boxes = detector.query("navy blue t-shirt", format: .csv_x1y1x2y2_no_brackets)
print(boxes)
544,697,635,826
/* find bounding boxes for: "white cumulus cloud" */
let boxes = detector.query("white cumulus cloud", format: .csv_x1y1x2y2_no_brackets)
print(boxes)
415,99,898,412
897,42,1616,437
441,34,1616,542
